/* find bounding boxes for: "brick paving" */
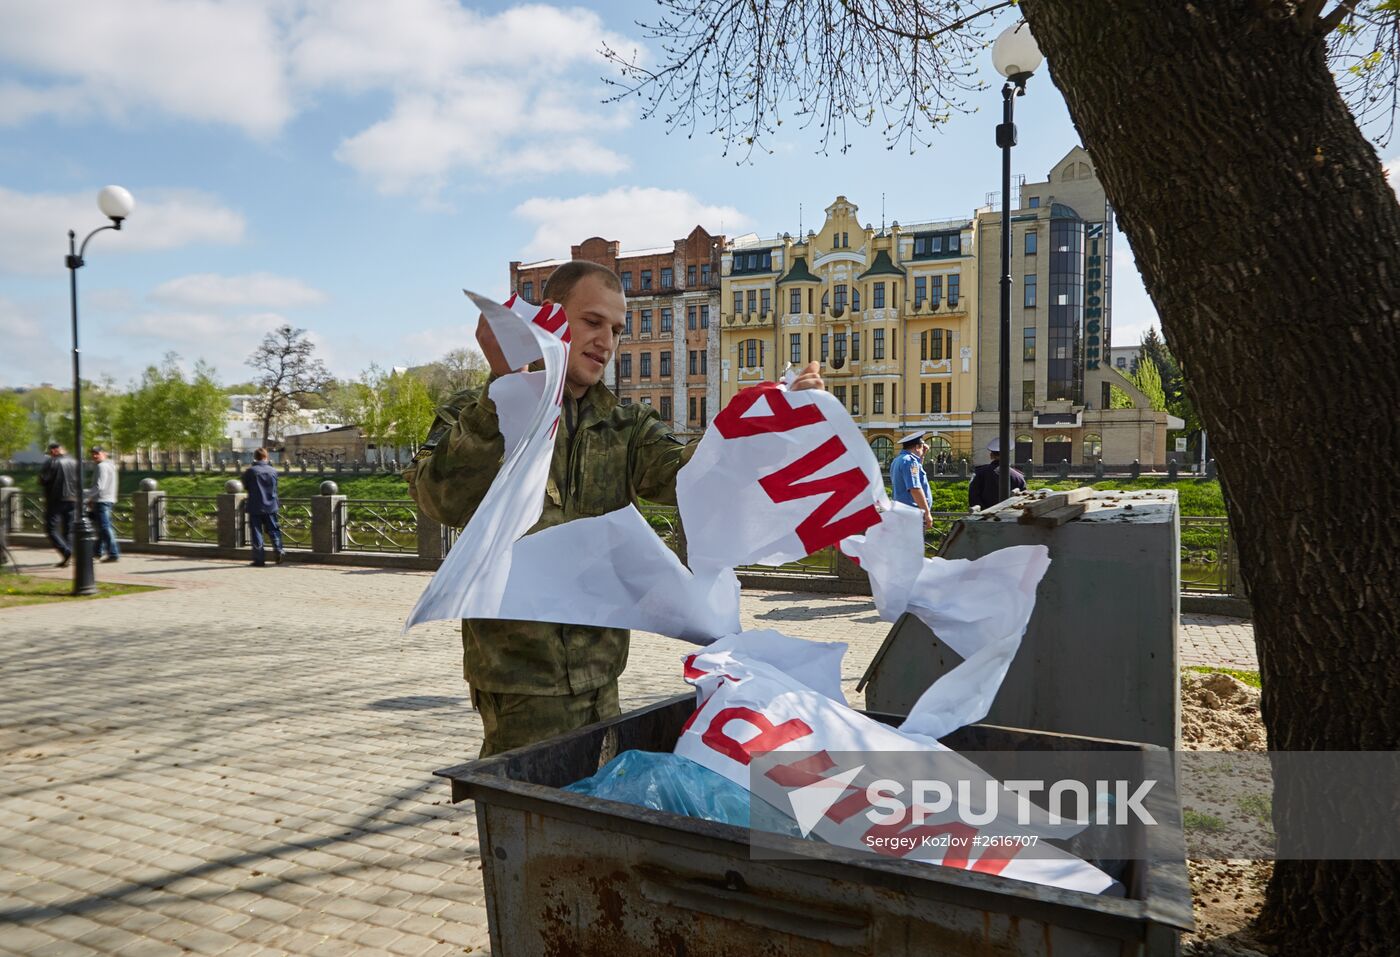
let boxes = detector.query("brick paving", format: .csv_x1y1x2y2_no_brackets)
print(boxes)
1,546,1255,955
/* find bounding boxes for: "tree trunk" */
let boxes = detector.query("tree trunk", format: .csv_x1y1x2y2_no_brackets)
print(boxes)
1023,1,1400,951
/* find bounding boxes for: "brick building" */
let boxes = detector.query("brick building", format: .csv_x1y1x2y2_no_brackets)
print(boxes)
509,227,723,436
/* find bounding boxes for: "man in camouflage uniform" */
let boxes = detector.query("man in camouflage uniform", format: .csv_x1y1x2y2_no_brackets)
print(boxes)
406,261,823,756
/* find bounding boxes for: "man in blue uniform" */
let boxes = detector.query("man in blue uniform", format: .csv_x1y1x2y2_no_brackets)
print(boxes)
889,431,934,529
968,436,1027,510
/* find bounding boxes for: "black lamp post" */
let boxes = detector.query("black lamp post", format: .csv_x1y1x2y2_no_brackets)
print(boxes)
65,185,134,596
991,23,1043,502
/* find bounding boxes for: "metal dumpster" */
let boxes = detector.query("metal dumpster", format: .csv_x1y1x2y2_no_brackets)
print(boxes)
437,694,1192,957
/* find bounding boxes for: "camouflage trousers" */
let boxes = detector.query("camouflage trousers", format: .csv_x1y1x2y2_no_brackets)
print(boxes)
469,680,620,758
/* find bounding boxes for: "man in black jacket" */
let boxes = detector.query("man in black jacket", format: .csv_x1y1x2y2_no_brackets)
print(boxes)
968,436,1027,510
241,448,284,567
39,442,79,567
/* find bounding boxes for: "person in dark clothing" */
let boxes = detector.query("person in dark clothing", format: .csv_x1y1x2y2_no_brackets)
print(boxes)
39,442,79,567
241,448,283,567
968,436,1027,510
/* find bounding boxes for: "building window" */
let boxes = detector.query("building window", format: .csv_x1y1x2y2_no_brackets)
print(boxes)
622,272,633,292
948,233,960,252
873,282,885,309
661,267,673,288
1022,379,1035,411
873,328,885,360
660,351,671,376
744,338,763,367
789,289,801,314
702,263,711,284
522,280,534,301
689,350,698,375
852,289,861,311
790,333,801,365
873,383,885,414
641,269,653,290
688,306,697,330
930,275,943,306
852,332,861,361
700,396,707,426
931,381,944,413
687,265,697,286
914,276,926,308
660,395,671,420
1024,274,1037,308
700,305,709,328
834,385,847,407
761,288,772,315
642,396,652,405
661,308,673,332
833,284,847,312
1025,231,1038,255
821,332,829,362
733,291,743,315
842,231,849,248
1116,355,1127,369
851,385,861,415
641,353,652,378
624,311,632,336
641,309,653,334
1023,327,1037,361
947,274,959,306
747,289,757,314
834,332,847,366
689,396,697,421
701,351,707,374
620,354,632,378
1028,196,1041,208
1083,433,1102,463
621,397,633,406
871,435,893,467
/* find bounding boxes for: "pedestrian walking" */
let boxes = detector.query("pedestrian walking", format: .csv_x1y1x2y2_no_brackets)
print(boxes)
241,448,284,567
86,446,120,562
38,442,78,567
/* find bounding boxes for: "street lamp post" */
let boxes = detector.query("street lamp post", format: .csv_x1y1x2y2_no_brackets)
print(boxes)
991,23,1043,503
65,185,134,596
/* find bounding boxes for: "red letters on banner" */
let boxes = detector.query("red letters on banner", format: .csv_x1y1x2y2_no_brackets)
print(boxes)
701,706,814,765
760,436,881,553
763,751,873,825
713,382,826,438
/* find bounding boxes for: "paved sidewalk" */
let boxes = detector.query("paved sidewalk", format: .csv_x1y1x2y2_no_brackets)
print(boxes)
1,547,1254,956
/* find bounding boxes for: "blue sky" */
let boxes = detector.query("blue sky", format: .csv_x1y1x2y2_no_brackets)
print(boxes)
4,0,1390,390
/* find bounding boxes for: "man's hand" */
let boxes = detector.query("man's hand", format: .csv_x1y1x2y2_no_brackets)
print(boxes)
922,510,934,530
790,360,824,392
476,297,553,377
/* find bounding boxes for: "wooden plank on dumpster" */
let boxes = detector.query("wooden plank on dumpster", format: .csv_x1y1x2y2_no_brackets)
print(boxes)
1021,486,1095,518
1019,502,1087,527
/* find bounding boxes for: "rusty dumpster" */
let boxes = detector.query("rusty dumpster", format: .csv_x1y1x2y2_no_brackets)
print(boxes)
436,694,1192,957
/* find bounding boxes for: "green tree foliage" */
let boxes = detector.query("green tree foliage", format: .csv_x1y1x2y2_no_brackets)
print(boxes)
386,371,436,455
1128,352,1167,412
1140,327,1201,433
0,392,30,460
416,347,490,403
114,354,227,461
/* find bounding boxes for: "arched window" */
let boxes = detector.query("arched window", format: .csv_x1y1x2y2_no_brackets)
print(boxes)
1015,433,1033,465
1082,432,1103,463
870,436,895,469
924,435,952,471
1043,432,1072,465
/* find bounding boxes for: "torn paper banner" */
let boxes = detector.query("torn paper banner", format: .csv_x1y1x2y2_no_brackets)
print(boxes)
404,291,570,631
675,636,1117,895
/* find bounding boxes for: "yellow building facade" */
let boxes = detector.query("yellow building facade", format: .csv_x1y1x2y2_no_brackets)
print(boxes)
720,196,979,467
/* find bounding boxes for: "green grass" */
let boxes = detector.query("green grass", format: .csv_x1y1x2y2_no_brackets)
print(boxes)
0,574,161,609
1183,809,1227,832
1238,793,1272,825
1187,666,1262,689
924,477,1225,516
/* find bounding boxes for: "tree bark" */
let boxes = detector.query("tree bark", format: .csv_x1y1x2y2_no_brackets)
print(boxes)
1022,1,1400,951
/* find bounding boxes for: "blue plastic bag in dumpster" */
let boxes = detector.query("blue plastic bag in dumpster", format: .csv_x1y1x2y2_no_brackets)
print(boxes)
565,750,803,836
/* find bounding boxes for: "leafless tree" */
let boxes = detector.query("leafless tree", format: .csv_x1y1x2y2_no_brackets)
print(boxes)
606,2,1400,952
246,325,331,448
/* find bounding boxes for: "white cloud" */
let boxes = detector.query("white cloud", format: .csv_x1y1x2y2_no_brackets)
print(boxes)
1110,241,1161,347
0,0,292,136
151,273,328,309
0,296,67,385
514,188,751,259
117,310,290,366
0,186,246,276
0,1,646,195
400,324,475,364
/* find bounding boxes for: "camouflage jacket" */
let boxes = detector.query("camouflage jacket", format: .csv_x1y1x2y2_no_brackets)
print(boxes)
404,377,693,696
